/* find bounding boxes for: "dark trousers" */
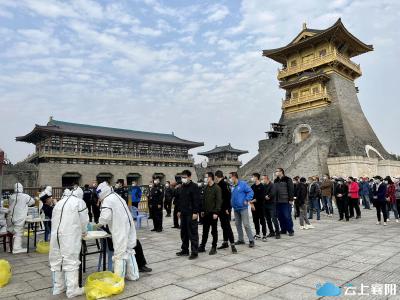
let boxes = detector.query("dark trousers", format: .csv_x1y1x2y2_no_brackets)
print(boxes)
84,199,93,222
265,203,280,234
349,198,361,217
294,202,300,219
375,201,388,222
201,213,218,248
337,197,349,220
92,202,100,223
134,240,147,268
173,207,180,227
164,200,172,215
180,214,199,254
251,206,266,236
151,207,163,230
276,202,294,234
219,210,234,244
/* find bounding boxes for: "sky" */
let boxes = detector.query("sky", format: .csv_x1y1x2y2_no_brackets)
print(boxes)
0,0,399,165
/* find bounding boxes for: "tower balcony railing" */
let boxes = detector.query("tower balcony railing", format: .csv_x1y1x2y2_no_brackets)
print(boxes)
277,50,362,80
282,91,330,109
35,149,194,163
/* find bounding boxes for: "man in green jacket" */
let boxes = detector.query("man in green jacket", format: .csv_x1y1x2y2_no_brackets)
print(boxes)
199,172,222,255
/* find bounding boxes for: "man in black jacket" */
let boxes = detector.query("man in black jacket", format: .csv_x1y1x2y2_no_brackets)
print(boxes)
296,177,314,229
263,175,280,239
114,179,129,204
335,178,349,221
215,170,237,253
164,181,174,217
273,168,295,236
250,173,267,241
149,177,163,232
91,181,100,223
176,170,200,260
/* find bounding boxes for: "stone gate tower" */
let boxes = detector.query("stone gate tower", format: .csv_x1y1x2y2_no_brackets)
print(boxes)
240,19,399,178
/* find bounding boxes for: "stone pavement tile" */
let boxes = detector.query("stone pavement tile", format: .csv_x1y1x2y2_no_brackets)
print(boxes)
207,267,251,284
289,258,331,271
0,282,35,299
12,271,41,282
375,260,400,273
217,279,273,299
138,271,182,289
246,271,293,288
188,290,240,300
230,260,276,274
267,283,318,300
193,257,234,270
219,253,253,264
307,253,341,264
170,264,212,278
271,249,310,260
241,248,272,258
12,262,48,275
112,281,153,299
16,288,77,300
138,284,196,300
27,277,52,290
292,273,347,289
268,264,314,278
330,260,375,273
312,266,362,281
175,273,227,293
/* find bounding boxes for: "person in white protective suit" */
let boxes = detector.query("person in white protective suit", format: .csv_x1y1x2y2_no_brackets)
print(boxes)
6,183,35,254
49,188,89,298
96,181,139,281
72,183,83,200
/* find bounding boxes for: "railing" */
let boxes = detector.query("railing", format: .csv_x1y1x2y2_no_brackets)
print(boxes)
35,150,194,163
277,50,361,80
282,91,330,108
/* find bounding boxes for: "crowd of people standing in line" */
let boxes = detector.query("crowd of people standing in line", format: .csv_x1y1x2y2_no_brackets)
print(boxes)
2,168,400,298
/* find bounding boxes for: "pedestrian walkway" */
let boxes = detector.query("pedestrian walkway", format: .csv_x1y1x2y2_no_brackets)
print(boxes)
1,209,400,299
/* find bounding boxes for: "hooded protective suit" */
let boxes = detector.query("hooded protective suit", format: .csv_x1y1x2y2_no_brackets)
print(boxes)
72,186,83,200
6,183,35,253
49,189,89,298
97,181,139,281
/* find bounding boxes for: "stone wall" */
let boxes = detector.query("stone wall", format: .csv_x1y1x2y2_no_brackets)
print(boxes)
327,156,400,177
2,162,38,189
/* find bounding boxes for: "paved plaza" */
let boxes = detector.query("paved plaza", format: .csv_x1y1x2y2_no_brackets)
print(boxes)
1,209,400,300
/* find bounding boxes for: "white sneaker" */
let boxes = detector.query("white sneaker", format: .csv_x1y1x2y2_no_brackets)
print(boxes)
387,218,390,222
300,226,305,230
396,219,399,223
384,222,387,226
376,221,381,225
306,224,314,229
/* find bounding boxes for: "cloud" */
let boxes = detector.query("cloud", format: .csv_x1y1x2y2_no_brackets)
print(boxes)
205,4,229,22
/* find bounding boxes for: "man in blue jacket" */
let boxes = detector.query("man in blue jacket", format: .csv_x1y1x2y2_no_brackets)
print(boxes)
131,181,142,209
229,172,255,248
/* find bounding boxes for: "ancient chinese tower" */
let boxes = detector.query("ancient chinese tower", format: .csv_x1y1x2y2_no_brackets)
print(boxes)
240,19,400,178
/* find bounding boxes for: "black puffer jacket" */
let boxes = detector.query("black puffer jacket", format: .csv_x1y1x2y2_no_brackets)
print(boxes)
176,181,200,215
273,176,294,203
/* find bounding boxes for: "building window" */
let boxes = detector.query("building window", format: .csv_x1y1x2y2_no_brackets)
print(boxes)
302,54,313,63
300,89,309,97
293,124,312,144
290,60,297,67
312,87,320,94
292,92,298,99
319,49,327,57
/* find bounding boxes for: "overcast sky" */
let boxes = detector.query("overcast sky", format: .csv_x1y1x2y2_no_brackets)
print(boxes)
0,0,399,165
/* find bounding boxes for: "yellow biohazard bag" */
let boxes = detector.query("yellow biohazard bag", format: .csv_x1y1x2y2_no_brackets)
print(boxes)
23,230,34,237
0,260,12,287
36,240,49,254
85,271,124,300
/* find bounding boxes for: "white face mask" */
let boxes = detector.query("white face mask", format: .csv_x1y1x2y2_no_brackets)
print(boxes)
132,183,136,187
149,184,153,188
165,184,169,188
154,180,160,185
181,178,188,184
204,178,208,183
384,180,388,184
229,178,234,184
